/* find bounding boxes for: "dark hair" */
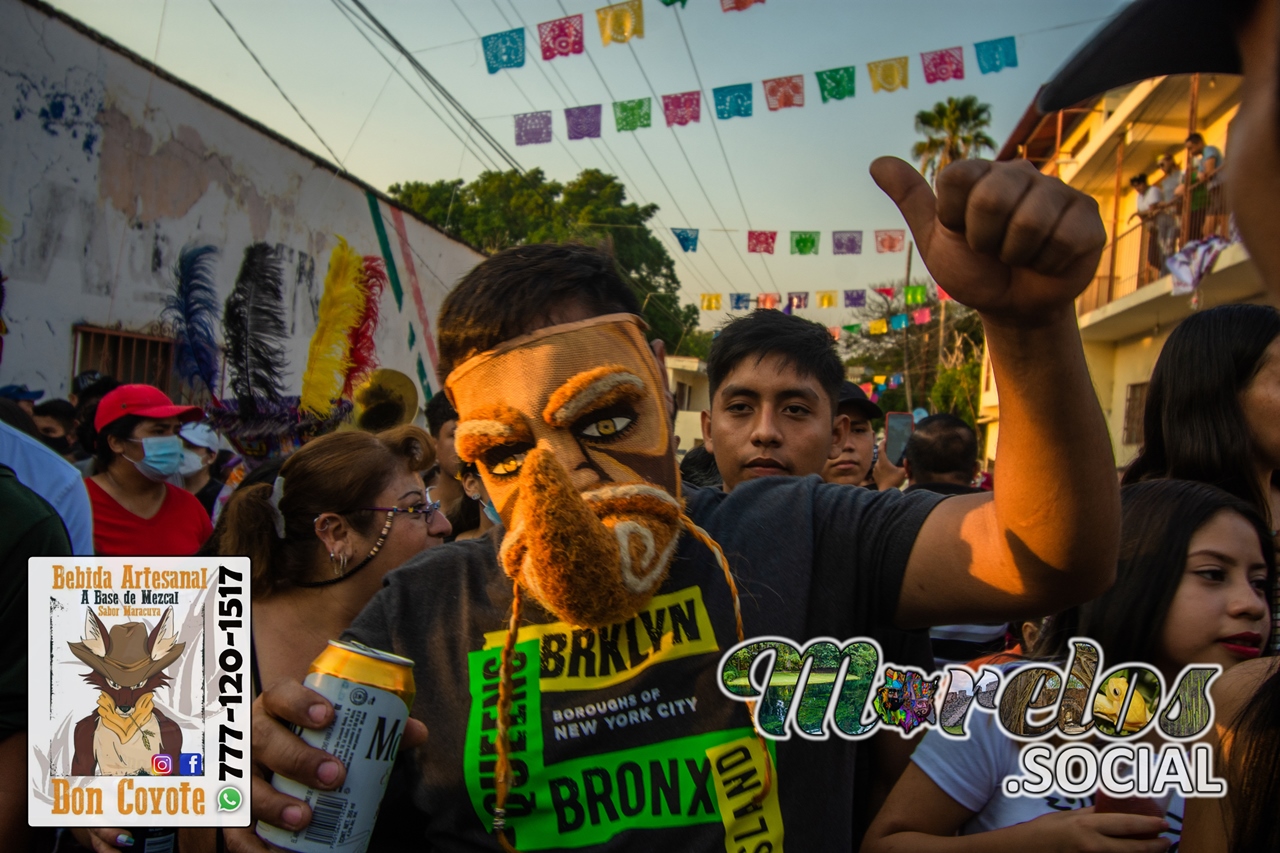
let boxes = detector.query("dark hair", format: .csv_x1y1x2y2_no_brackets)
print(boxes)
1187,132,1206,144
425,390,458,438
197,457,285,558
679,445,723,489
1129,173,1148,186
1223,667,1280,852
218,425,434,595
74,376,120,411
436,243,642,383
706,310,843,408
0,399,41,439
904,414,977,480
1035,480,1275,664
1122,304,1280,525
33,399,77,432
94,414,146,473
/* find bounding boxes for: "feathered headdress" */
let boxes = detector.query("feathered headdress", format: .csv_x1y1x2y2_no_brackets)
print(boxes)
163,244,222,398
223,243,288,414
343,255,386,398
300,238,367,417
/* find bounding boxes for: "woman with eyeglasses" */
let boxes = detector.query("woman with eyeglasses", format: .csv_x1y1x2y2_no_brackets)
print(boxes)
76,425,451,853
213,423,450,699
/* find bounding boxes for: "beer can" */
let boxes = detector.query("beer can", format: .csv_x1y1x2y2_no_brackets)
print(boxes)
257,641,415,853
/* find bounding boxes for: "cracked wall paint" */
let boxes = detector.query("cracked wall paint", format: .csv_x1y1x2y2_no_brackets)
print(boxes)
0,1,483,399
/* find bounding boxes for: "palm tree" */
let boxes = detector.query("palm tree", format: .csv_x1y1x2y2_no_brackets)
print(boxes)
912,96,997,182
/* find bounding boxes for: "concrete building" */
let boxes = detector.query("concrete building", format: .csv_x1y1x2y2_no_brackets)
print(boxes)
0,0,484,407
979,73,1265,468
666,354,709,454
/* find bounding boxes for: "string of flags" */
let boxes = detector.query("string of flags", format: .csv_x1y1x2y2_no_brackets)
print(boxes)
702,285,950,322
485,4,1021,145
669,228,905,255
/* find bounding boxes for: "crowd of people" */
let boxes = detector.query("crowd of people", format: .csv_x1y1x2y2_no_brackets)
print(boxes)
1,0,1278,850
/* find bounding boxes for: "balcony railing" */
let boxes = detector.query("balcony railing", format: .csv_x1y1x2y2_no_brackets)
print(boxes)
1077,175,1231,315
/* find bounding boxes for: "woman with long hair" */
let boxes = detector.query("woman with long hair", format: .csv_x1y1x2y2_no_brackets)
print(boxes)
219,424,451,693
863,480,1274,852
1123,303,1280,653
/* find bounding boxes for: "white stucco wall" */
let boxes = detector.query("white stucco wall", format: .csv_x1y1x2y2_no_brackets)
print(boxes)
0,0,484,404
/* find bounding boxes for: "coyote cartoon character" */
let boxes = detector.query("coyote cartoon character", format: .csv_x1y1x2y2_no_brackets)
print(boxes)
69,608,185,776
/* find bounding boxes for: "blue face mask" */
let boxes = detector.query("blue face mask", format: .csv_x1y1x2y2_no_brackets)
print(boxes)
128,435,185,480
480,498,501,526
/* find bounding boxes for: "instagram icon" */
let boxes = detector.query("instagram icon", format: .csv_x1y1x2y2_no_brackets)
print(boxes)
151,754,174,776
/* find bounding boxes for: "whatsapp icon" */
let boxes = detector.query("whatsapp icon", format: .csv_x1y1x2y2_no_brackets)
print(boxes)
217,787,243,812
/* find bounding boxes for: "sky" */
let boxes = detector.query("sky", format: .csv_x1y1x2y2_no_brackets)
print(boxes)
47,0,1128,330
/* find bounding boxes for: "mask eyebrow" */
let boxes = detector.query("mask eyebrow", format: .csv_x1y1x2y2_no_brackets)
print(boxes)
455,404,535,462
543,365,646,428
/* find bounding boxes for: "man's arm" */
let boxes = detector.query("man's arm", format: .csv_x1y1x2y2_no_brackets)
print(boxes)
870,158,1119,629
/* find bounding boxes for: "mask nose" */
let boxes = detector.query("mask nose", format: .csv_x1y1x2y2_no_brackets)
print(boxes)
116,703,133,714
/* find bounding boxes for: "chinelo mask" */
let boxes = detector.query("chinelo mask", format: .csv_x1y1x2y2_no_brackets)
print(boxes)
128,435,185,480
446,314,770,848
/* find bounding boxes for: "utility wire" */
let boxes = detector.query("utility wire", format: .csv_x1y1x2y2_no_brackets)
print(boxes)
493,0,721,296
207,0,345,168
347,0,526,174
327,0,500,171
669,7,777,292
446,0,588,175
625,39,768,294
549,0,739,293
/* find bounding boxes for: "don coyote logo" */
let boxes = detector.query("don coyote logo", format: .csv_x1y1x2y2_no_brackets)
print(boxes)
68,608,185,776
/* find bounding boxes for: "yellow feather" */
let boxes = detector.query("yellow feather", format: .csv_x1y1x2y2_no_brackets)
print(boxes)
301,238,369,416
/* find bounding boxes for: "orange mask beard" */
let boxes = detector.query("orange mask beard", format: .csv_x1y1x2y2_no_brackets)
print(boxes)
446,314,684,627
498,442,683,627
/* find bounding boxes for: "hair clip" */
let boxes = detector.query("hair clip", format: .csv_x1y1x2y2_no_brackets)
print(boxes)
269,476,287,539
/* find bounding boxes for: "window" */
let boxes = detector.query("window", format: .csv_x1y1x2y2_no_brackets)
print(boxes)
73,325,177,397
1122,382,1148,445
675,380,693,412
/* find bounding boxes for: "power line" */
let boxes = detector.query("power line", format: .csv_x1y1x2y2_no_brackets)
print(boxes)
668,7,778,292
207,0,345,168
492,0,722,296
446,0,588,176
548,0,742,294
327,0,500,171
346,0,527,174
624,39,769,295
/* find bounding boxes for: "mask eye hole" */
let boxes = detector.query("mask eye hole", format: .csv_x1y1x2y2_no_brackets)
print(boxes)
581,416,631,438
106,678,122,690
484,444,532,478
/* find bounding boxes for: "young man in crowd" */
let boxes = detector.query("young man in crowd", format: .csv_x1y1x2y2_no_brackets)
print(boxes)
425,389,477,539
823,382,882,487
699,309,849,492
699,310,930,834
240,148,1121,852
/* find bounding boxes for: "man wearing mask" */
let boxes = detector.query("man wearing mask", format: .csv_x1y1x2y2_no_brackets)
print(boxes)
178,422,225,517
242,129,1123,853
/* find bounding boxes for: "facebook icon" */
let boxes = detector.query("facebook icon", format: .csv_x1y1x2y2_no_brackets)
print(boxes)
179,753,203,776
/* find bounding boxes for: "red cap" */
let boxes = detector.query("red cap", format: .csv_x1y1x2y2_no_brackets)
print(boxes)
94,384,204,431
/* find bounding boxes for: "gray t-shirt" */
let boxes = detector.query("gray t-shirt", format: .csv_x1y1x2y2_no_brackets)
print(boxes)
346,475,944,852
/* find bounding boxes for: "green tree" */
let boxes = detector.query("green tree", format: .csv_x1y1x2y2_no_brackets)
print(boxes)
911,96,997,182
388,168,700,352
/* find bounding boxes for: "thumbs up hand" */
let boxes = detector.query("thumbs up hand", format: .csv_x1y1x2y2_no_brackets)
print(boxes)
870,157,1106,327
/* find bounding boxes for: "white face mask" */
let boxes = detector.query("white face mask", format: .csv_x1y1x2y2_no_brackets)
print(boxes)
178,449,205,477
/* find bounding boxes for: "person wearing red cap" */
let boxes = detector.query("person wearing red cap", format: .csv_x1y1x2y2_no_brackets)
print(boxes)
86,384,213,556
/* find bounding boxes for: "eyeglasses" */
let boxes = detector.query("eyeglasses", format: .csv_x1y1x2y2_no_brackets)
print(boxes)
354,493,441,523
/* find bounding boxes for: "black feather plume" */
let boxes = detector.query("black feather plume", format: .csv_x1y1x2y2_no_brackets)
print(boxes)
164,244,222,396
223,243,288,412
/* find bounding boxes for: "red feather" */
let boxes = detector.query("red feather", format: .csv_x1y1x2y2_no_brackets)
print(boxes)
344,256,385,397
